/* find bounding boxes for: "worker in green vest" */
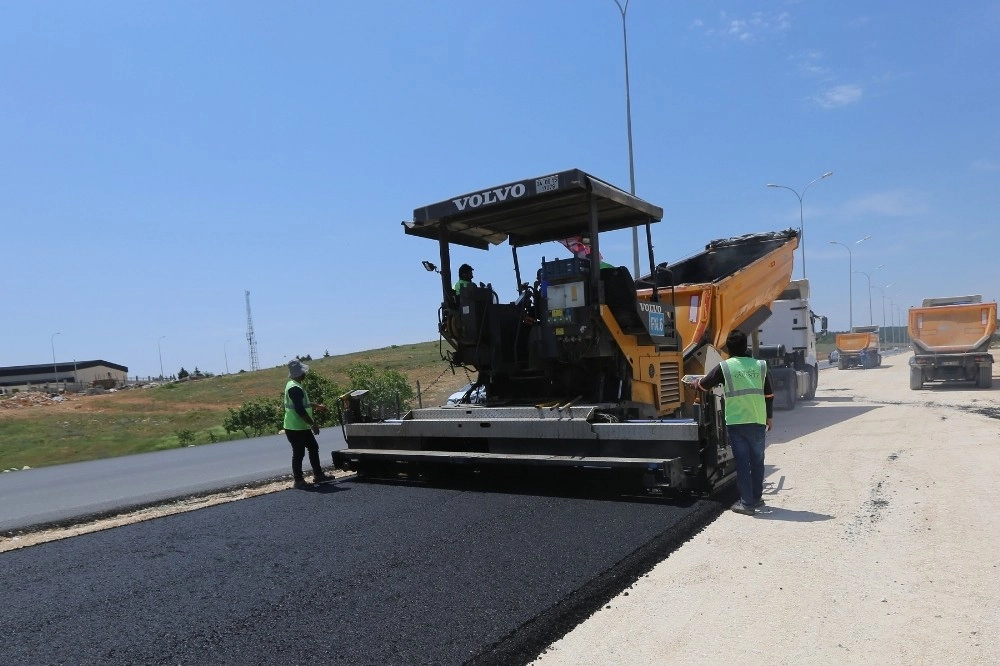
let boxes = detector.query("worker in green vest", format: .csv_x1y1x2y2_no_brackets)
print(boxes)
283,359,331,489
695,329,774,515
454,263,474,293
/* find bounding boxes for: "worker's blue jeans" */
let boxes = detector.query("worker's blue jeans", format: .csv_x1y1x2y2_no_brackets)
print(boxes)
728,423,767,506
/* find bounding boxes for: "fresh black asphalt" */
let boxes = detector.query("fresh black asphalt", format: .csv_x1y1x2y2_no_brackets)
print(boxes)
1,477,726,665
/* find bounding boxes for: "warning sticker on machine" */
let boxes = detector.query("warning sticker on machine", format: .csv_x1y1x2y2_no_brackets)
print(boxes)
535,175,559,193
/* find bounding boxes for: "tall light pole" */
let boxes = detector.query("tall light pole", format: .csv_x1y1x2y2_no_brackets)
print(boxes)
882,282,896,347
889,296,896,347
50,332,61,384
157,336,166,380
612,0,640,277
829,235,871,330
870,283,892,350
853,264,884,325
767,171,833,280
224,339,231,375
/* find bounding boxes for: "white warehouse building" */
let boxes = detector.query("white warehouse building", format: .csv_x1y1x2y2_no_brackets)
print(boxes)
0,360,129,392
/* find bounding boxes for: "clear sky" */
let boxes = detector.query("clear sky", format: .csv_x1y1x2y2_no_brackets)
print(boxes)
3,1,998,378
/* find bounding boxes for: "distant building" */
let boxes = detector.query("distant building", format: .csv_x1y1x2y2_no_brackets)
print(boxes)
0,360,129,392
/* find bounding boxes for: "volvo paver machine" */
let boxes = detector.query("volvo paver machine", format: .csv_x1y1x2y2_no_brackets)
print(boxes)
334,169,798,494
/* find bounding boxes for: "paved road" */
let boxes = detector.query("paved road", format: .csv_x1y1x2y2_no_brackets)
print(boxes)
0,428,346,532
1,475,722,665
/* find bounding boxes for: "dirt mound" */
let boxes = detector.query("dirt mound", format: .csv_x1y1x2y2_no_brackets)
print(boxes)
0,393,73,410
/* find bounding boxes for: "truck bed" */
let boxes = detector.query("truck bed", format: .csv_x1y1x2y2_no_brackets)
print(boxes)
909,301,997,354
637,230,799,355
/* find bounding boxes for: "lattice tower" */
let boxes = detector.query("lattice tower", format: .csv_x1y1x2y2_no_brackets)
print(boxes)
245,290,260,372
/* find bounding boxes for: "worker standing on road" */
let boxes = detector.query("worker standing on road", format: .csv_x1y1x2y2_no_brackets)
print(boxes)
696,330,774,515
283,359,331,489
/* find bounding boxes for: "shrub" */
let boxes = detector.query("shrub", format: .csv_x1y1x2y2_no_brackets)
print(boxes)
300,372,345,427
223,397,283,438
177,429,196,445
345,362,416,418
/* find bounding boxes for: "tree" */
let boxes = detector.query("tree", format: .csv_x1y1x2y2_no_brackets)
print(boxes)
178,367,189,379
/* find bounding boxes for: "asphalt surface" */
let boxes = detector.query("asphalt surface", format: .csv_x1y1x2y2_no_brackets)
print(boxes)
0,429,346,533
1,477,723,665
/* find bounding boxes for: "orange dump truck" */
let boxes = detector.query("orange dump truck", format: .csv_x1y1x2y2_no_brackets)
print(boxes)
834,326,881,369
908,296,996,389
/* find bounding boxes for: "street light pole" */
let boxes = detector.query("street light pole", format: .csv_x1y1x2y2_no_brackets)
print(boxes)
224,339,231,375
883,284,896,346
767,171,833,280
829,236,871,330
50,332,61,385
896,304,908,346
157,336,166,380
613,0,640,277
888,298,896,347
870,283,892,350
853,265,884,325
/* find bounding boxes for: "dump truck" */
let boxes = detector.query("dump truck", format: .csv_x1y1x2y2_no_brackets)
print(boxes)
756,279,825,409
333,168,798,494
908,295,996,389
835,326,881,369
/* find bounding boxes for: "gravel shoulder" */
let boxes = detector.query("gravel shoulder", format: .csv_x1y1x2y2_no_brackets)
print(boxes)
533,351,1000,665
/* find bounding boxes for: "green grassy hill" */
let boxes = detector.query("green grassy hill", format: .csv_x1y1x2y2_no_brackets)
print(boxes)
0,341,468,471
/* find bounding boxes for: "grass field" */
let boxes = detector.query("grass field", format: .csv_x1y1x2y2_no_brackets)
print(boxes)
0,340,469,471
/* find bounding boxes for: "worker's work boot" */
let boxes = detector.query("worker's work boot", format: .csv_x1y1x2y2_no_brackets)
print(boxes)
731,501,755,516
313,471,332,483
292,478,310,490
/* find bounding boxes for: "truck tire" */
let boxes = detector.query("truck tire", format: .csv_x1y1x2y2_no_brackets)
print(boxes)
979,365,993,389
804,365,818,400
785,382,797,409
838,358,846,370
909,367,923,390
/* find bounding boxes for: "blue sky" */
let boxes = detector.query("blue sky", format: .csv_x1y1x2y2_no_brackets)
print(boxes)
3,1,998,378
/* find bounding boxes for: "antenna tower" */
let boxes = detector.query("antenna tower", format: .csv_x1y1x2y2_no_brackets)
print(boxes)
245,290,260,372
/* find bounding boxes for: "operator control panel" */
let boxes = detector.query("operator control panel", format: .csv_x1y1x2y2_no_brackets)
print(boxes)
541,257,592,340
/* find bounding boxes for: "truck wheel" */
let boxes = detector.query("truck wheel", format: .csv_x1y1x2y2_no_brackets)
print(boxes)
838,358,846,370
979,365,993,389
804,366,818,400
909,367,922,390
785,383,797,409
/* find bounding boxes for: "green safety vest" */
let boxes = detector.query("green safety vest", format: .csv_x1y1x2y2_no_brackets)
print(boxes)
719,357,767,425
454,279,472,293
283,379,314,431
